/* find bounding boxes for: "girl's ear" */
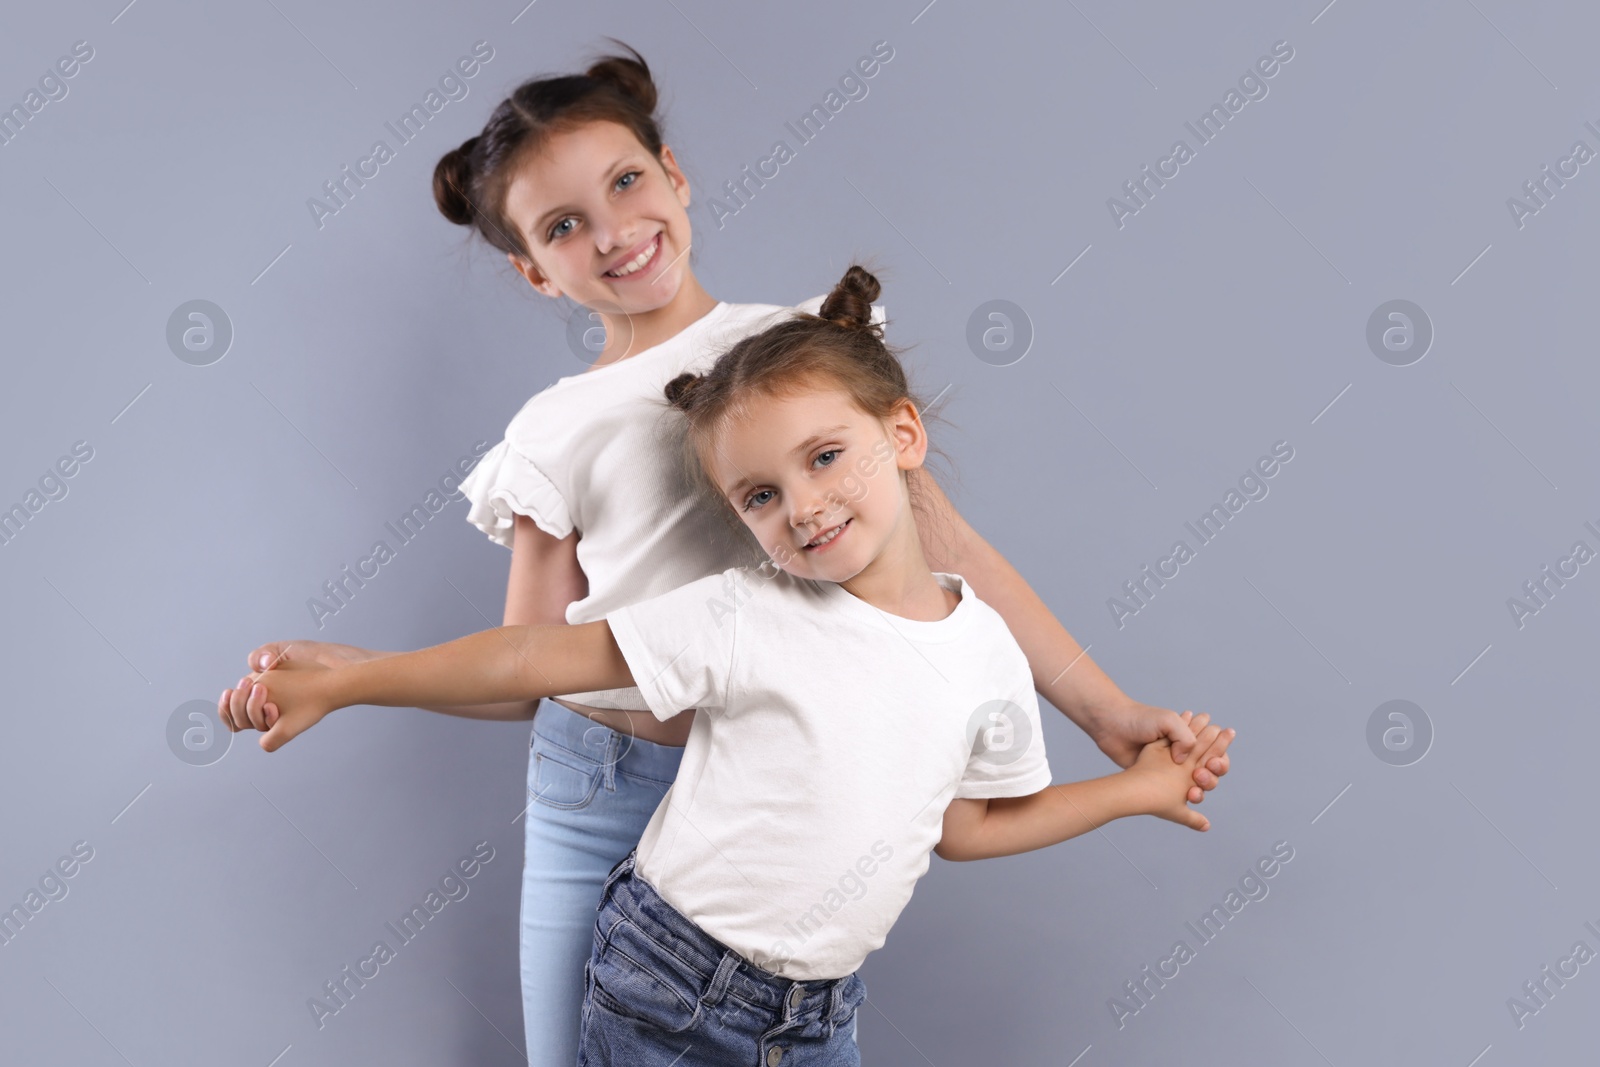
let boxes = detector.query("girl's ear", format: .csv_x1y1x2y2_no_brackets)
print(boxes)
889,399,929,471
657,144,692,209
507,252,563,299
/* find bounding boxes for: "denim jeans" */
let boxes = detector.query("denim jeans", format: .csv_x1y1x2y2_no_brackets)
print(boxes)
520,701,685,1067
579,849,866,1067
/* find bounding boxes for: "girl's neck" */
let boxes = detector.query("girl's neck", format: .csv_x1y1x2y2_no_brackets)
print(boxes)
839,531,961,623
592,275,720,367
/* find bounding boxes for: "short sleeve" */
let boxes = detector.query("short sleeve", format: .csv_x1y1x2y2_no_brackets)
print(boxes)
604,569,742,721
458,438,574,548
954,685,1053,799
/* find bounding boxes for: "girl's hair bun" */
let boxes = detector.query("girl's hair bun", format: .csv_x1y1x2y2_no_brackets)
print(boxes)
663,370,702,409
432,137,479,226
586,41,658,115
817,264,882,334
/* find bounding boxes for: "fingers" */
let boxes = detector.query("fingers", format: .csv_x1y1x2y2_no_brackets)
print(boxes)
1166,709,1199,762
226,678,255,731
260,716,296,753
1189,729,1235,791
228,681,259,729
218,689,238,732
244,682,272,731
247,643,291,673
1185,807,1211,832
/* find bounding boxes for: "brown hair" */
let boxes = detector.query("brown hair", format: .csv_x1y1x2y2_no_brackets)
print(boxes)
663,265,957,551
432,40,665,260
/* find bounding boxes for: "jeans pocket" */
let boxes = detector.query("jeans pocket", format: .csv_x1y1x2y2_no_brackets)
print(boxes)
589,919,702,1035
529,744,602,810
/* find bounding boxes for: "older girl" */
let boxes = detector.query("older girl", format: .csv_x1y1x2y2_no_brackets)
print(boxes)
219,47,1231,1067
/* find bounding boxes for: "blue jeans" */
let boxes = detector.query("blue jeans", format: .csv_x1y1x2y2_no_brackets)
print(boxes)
520,701,684,1067
578,849,866,1067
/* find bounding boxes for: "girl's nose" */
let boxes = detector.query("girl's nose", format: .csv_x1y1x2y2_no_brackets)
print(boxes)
790,495,827,532
592,211,633,257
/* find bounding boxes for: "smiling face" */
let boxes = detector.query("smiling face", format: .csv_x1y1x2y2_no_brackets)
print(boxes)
500,120,694,317
705,381,928,586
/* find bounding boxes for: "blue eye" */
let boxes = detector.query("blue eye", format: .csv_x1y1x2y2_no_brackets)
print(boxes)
549,217,575,240
742,489,773,512
616,170,641,191
814,449,840,468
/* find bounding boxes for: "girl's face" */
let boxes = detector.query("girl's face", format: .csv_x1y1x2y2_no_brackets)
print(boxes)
707,384,928,585
501,121,694,316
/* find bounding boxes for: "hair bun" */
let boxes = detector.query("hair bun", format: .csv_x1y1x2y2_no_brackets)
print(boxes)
586,41,658,115
817,264,881,334
432,138,479,226
663,371,702,409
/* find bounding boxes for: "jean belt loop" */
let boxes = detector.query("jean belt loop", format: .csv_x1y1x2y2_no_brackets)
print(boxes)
602,728,619,792
700,950,740,1011
598,849,634,910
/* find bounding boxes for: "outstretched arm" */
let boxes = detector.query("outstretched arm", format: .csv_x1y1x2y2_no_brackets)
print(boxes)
225,516,588,731
936,712,1225,862
246,620,633,751
911,469,1231,798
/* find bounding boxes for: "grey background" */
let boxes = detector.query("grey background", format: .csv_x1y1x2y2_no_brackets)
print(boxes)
2,0,1596,1064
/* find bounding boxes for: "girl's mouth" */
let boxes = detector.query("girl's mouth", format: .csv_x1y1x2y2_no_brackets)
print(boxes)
805,518,850,552
604,233,662,279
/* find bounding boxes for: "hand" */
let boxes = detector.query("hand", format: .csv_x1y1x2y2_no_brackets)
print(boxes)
218,658,338,753
1088,697,1233,805
1129,711,1232,831
221,641,382,732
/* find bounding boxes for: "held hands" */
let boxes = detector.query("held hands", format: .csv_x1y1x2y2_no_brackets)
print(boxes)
1128,711,1234,832
1091,698,1233,805
217,642,355,752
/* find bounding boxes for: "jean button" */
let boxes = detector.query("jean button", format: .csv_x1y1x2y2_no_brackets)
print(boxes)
766,1047,784,1066
788,986,804,1011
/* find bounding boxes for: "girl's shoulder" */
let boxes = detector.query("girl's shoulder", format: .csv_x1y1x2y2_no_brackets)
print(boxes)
494,297,830,437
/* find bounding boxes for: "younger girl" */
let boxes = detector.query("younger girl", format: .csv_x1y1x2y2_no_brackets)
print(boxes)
237,266,1232,1066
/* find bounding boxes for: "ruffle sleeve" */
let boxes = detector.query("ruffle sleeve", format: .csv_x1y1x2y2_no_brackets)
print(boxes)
458,438,574,549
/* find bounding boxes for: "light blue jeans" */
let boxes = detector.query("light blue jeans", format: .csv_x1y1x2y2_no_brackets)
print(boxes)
519,700,685,1067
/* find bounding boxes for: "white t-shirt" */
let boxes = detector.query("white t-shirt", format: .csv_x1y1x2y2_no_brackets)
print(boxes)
605,564,1053,980
459,298,830,708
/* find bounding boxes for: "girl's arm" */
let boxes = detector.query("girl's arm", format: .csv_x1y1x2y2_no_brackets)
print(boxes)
936,713,1227,862
251,618,633,752
912,469,1231,795
229,515,584,730
420,513,589,720
935,773,1143,862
